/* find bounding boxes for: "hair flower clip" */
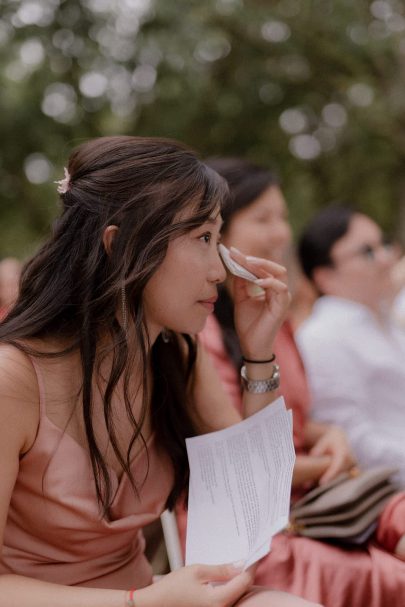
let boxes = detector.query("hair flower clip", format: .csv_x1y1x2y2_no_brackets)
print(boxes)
54,167,71,194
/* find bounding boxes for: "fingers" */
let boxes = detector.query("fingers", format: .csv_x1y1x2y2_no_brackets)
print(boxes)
319,460,341,484
229,247,290,311
319,449,349,483
212,570,252,606
232,273,290,300
233,274,291,312
255,276,290,295
195,563,243,583
309,441,325,457
247,257,288,281
230,247,288,280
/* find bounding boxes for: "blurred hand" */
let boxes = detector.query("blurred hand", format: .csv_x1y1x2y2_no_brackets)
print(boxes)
309,425,356,485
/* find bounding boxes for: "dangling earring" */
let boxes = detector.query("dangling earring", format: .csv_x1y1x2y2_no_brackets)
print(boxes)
161,328,170,343
121,284,128,331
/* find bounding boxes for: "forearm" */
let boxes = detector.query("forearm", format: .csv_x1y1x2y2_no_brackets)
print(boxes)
0,574,128,607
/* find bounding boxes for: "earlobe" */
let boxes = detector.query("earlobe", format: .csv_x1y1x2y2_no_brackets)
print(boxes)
313,266,333,294
103,225,119,255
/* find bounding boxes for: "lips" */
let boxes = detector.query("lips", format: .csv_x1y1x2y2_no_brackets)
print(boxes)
199,296,218,305
198,296,218,312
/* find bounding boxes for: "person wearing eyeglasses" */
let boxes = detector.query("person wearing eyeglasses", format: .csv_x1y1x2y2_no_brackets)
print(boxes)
296,204,405,486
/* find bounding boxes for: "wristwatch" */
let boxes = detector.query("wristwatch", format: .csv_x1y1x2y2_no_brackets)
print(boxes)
240,364,280,394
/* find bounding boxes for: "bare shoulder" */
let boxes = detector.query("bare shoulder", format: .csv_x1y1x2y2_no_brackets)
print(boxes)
0,343,39,396
0,343,40,454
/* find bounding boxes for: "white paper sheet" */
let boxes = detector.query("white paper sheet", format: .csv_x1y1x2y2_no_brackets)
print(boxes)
185,397,295,569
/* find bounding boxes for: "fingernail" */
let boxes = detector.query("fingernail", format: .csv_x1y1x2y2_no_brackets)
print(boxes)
255,279,264,285
230,246,242,254
246,256,258,262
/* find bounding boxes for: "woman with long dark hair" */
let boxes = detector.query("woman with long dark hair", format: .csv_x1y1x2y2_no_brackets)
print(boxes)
189,157,405,607
0,137,318,607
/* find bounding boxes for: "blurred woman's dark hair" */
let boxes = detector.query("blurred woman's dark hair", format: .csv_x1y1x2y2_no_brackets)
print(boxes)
0,135,228,514
204,157,279,372
298,204,355,283
205,158,279,234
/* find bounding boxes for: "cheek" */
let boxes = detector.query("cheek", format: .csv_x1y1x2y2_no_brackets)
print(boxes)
270,222,292,247
282,223,293,245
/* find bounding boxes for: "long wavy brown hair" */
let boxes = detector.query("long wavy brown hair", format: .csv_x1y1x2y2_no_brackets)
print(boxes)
0,136,228,514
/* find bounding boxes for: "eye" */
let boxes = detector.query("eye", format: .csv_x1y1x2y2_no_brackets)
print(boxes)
199,232,212,244
359,244,375,259
254,215,268,223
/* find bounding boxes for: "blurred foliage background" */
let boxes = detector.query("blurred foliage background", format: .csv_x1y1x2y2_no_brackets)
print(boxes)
1,0,405,259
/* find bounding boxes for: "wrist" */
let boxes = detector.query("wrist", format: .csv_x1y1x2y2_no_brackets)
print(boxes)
129,585,162,607
243,360,278,380
241,362,280,393
125,588,136,607
125,587,149,607
242,353,276,364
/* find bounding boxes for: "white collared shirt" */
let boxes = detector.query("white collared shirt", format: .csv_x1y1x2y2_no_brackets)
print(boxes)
296,295,405,486
393,288,405,330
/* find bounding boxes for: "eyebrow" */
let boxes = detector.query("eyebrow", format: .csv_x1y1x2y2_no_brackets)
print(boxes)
206,217,223,231
207,211,223,228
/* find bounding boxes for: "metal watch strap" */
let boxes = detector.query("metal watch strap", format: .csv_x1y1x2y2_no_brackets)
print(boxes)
240,364,280,393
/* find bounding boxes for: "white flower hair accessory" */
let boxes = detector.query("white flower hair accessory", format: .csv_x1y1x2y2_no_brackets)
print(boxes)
54,167,71,194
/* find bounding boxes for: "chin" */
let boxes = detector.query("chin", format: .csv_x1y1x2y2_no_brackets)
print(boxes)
166,316,209,336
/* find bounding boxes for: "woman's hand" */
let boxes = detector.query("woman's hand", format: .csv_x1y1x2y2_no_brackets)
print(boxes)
133,563,253,607
292,455,333,488
309,426,356,484
230,248,291,360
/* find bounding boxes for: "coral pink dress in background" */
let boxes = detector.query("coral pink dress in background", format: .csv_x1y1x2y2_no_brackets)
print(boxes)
177,315,405,607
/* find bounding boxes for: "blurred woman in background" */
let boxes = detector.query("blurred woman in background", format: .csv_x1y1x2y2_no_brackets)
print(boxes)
176,157,405,607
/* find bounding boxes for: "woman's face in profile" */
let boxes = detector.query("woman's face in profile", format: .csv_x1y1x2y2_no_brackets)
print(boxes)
142,208,226,340
222,186,291,265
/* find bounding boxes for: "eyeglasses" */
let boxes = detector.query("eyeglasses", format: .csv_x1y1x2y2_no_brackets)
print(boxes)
356,241,392,260
333,239,392,265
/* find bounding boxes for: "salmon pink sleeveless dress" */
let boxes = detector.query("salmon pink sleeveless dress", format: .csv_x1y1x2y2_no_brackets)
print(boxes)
0,358,174,589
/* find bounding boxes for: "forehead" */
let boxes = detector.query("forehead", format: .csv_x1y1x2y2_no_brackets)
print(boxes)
255,185,286,210
239,185,286,216
331,213,381,257
175,202,222,226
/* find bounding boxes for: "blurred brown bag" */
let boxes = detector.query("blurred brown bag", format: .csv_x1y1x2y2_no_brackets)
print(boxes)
288,466,398,545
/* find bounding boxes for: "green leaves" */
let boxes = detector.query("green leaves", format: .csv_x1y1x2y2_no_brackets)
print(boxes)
1,0,404,258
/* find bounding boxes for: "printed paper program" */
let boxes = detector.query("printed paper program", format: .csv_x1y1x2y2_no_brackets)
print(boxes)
185,397,295,569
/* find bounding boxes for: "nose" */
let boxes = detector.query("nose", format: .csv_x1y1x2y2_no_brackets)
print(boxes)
377,243,395,268
277,222,292,251
270,220,292,251
209,248,227,284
